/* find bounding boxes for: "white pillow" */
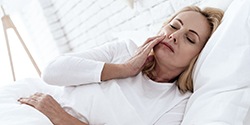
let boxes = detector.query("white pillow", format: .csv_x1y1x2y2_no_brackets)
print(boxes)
245,109,250,125
181,0,250,124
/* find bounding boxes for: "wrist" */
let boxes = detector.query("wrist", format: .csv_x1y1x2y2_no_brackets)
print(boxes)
101,63,137,81
50,109,75,125
121,63,140,77
60,112,88,125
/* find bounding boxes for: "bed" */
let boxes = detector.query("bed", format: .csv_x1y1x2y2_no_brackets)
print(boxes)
0,79,58,125
0,0,250,124
0,78,147,125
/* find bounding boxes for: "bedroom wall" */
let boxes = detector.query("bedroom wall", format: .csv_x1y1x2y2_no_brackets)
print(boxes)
17,0,60,68
38,0,203,54
0,0,205,83
19,0,205,68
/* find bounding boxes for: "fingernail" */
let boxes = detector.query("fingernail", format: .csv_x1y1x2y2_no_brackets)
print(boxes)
18,98,22,101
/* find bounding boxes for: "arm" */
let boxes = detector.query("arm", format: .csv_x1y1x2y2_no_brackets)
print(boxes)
99,36,166,81
54,112,88,125
41,41,128,86
42,36,164,86
18,93,88,125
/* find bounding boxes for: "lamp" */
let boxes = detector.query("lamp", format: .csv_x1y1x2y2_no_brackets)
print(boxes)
1,6,41,81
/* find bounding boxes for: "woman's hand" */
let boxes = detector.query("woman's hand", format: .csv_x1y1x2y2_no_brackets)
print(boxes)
124,35,165,76
18,93,87,125
101,35,165,81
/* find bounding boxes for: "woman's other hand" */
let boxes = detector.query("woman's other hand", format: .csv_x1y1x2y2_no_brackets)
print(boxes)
18,93,88,125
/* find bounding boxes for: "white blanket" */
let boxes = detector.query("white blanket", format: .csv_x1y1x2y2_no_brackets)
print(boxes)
0,78,145,125
61,80,145,125
0,79,58,125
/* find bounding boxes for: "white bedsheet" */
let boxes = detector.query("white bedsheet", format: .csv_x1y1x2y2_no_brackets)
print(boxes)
0,78,145,125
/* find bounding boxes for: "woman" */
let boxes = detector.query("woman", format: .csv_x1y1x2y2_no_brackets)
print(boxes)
19,6,223,125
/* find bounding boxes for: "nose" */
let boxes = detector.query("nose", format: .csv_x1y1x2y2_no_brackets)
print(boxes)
168,28,187,44
168,34,177,44
168,27,188,44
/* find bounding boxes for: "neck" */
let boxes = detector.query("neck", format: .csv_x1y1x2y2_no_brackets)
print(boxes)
148,64,185,83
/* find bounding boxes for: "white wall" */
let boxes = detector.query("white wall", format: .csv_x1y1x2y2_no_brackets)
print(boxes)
0,0,59,84
1,0,205,74
19,0,60,68
38,0,203,54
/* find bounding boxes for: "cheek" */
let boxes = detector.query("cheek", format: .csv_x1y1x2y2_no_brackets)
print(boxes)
176,47,201,65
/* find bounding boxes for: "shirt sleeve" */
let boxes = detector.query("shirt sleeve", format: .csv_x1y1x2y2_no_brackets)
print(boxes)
41,40,134,86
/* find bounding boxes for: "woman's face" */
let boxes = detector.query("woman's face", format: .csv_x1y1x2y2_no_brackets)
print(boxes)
154,11,211,71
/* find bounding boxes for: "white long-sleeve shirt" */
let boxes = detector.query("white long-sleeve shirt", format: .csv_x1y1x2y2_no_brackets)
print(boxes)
42,40,191,125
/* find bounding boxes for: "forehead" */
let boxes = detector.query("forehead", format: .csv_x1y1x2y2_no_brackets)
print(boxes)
174,11,211,42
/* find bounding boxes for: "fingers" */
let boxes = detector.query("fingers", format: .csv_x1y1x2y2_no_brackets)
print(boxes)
122,35,165,77
142,35,165,46
142,36,160,46
18,92,65,124
146,35,165,48
133,35,165,60
29,92,43,101
18,92,46,107
139,35,165,55
18,97,37,107
34,92,43,96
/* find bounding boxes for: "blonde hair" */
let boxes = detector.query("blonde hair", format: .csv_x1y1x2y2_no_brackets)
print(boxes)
142,6,224,93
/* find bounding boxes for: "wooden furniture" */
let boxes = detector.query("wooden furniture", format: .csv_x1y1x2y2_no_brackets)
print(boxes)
1,6,41,81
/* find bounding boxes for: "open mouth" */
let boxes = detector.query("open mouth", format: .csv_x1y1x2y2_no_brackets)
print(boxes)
160,42,174,53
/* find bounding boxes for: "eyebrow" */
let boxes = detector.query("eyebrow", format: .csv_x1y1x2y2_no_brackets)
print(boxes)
176,18,201,41
176,18,184,25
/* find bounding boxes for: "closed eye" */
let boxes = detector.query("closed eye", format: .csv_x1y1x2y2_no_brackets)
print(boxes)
169,24,177,30
186,37,195,44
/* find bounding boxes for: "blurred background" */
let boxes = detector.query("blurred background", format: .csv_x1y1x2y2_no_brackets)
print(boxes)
0,0,204,87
